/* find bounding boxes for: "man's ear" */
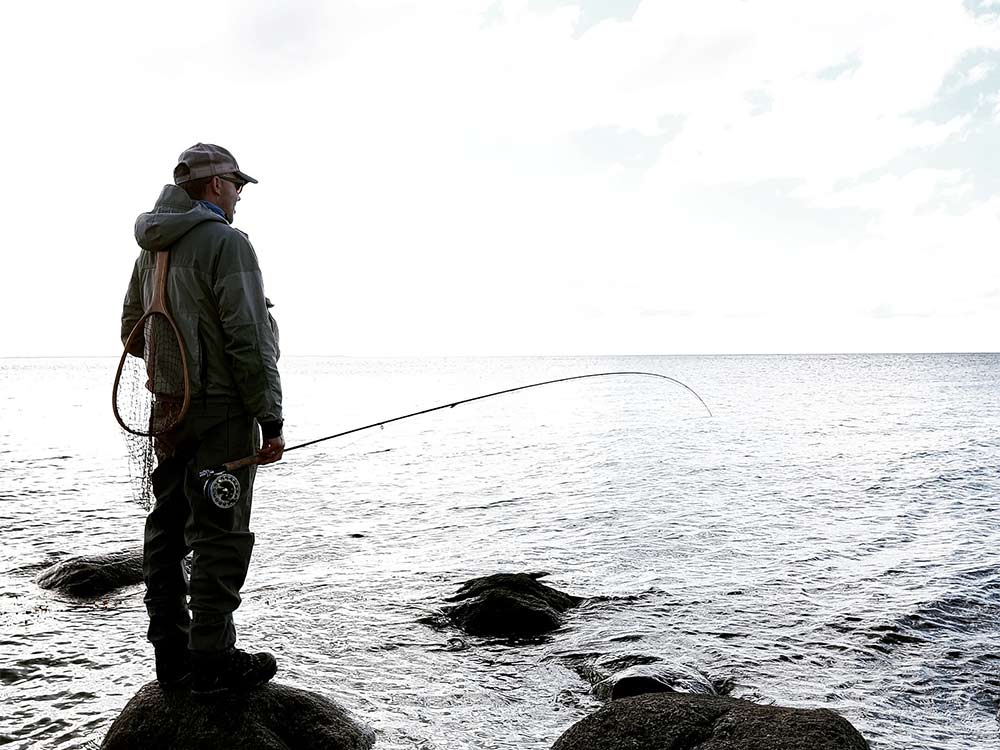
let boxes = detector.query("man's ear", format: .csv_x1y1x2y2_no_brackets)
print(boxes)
208,175,223,198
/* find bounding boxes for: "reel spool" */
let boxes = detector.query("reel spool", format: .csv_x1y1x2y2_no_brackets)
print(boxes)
199,470,242,509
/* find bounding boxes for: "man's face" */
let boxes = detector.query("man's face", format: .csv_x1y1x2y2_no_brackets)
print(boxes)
217,174,244,223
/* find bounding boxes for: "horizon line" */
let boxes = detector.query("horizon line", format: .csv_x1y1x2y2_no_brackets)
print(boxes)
2,351,998,359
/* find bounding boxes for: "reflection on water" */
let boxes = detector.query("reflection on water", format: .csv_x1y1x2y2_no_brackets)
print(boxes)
2,354,999,748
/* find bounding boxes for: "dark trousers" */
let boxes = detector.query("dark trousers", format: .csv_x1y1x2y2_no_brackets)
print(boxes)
143,403,259,654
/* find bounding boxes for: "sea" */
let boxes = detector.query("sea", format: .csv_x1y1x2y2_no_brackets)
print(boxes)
1,354,999,749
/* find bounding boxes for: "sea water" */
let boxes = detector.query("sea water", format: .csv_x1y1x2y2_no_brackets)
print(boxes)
1,354,999,749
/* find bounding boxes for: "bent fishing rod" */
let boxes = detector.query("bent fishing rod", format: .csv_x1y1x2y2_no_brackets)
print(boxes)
198,371,712,508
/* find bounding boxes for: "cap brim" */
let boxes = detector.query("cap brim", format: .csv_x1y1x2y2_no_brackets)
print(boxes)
235,170,258,185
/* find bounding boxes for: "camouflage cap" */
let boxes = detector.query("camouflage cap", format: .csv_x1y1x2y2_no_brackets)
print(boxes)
173,143,258,186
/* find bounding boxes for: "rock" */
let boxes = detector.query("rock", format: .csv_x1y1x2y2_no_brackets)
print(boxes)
36,547,143,597
101,681,376,750
604,663,722,701
551,693,870,750
441,572,583,637
562,653,724,701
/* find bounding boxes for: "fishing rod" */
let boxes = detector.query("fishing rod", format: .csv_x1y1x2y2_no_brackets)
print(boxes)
198,371,712,508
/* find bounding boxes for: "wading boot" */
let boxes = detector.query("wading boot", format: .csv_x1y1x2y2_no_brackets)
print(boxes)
154,643,192,690
191,646,277,700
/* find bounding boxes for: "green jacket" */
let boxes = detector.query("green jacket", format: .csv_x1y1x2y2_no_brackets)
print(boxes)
122,185,283,434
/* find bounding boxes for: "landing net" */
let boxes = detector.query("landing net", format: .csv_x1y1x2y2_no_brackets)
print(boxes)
115,313,188,509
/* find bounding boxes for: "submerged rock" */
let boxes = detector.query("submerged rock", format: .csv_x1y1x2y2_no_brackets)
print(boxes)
101,681,375,750
604,664,729,701
442,572,583,637
561,651,736,702
551,693,870,750
36,547,143,597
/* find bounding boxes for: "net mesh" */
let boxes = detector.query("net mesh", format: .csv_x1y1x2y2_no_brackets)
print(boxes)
115,312,187,510
123,429,155,510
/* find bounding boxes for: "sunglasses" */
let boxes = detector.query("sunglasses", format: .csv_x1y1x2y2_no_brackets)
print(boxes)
219,174,246,193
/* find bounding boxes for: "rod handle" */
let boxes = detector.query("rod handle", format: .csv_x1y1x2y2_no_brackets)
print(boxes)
222,454,261,472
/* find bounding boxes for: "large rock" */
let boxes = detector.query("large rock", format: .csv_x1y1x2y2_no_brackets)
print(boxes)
101,681,375,750
441,572,583,637
36,547,143,597
551,693,870,750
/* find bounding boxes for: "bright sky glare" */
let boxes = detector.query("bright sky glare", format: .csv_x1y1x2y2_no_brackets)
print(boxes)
3,0,999,356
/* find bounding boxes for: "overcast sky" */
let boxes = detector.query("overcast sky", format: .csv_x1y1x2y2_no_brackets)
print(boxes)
3,0,999,356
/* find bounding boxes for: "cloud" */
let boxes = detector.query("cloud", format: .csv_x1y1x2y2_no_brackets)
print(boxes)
814,169,968,214
965,0,1000,19
817,52,863,81
571,126,676,169
230,1,334,69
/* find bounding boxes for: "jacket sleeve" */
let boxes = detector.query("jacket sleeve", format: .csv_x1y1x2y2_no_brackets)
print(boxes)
212,231,284,433
121,258,145,357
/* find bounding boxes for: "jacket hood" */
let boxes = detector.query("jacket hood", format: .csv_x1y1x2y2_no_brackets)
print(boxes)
134,184,228,252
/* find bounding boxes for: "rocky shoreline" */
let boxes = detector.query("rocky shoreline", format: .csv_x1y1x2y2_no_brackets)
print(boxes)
36,549,871,749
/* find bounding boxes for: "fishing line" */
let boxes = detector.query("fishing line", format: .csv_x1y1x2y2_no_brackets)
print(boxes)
199,371,712,508
292,429,385,472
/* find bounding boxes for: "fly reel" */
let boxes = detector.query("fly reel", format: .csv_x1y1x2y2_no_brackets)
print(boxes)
199,469,242,509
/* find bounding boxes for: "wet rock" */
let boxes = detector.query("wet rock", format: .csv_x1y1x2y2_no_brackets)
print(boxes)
550,693,870,750
563,653,727,701
604,663,722,701
442,572,583,637
101,681,375,750
36,547,143,597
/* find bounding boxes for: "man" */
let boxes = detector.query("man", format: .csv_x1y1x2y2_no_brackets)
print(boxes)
121,143,285,698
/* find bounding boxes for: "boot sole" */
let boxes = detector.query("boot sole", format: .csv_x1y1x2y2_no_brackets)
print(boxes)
157,672,192,691
190,662,277,701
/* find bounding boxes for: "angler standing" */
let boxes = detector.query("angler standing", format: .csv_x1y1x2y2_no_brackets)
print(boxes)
121,143,284,697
